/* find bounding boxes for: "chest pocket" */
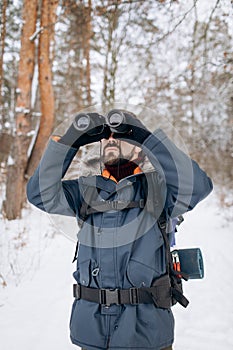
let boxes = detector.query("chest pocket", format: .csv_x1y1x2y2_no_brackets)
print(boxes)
126,259,159,288
73,259,91,287
73,258,100,288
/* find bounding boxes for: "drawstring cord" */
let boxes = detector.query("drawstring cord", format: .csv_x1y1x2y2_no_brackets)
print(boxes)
99,140,103,175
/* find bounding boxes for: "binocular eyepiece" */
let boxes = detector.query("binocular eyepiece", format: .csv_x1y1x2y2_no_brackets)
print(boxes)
73,110,131,134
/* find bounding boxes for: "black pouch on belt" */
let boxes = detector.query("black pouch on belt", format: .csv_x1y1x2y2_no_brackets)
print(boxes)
150,274,172,309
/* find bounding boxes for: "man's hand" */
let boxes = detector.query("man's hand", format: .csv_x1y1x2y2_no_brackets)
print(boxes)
112,111,151,146
59,113,111,148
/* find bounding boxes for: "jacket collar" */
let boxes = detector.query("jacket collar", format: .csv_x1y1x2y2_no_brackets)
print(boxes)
102,166,142,183
79,167,143,195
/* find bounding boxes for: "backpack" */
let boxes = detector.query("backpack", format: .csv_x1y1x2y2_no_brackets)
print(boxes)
72,173,191,308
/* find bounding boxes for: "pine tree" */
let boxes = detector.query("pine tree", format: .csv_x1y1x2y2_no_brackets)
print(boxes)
3,0,37,220
3,0,58,219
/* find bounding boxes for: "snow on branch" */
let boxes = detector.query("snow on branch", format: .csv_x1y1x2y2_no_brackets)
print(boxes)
29,27,44,42
15,107,30,114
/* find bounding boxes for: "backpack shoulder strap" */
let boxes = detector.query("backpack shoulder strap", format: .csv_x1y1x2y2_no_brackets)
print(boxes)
72,186,100,263
79,186,98,226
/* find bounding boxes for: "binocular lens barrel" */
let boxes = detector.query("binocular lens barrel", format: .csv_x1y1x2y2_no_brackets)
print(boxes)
106,110,130,133
107,112,124,127
73,114,90,131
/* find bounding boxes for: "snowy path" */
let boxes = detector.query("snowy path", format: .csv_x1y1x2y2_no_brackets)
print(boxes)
0,191,233,350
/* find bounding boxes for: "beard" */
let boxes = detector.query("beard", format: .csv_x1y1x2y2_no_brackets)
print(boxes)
103,142,135,166
104,154,119,165
103,149,120,165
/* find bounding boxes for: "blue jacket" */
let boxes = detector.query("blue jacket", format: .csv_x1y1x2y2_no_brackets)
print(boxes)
27,129,213,350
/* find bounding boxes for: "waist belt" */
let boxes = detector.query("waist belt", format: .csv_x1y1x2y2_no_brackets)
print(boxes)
73,275,172,308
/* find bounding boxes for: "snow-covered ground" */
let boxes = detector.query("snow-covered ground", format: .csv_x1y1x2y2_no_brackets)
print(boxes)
0,190,233,350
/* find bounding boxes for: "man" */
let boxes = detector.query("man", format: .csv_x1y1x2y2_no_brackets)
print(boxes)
27,110,213,350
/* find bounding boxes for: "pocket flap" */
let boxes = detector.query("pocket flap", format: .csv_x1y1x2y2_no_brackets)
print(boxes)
78,259,91,286
127,259,156,287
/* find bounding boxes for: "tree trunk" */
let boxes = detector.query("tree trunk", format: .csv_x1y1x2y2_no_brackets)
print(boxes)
84,0,92,105
48,0,58,64
26,0,57,177
101,2,122,105
0,0,7,115
3,0,37,220
0,132,13,163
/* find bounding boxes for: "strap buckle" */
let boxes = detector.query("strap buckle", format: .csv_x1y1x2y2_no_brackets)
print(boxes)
139,199,145,208
100,288,120,306
73,284,81,299
108,200,126,210
129,287,139,305
109,201,118,210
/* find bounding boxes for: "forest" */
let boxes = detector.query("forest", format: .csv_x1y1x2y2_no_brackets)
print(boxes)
0,0,232,218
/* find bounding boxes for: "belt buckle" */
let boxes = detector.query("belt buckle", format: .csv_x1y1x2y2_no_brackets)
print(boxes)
100,288,120,306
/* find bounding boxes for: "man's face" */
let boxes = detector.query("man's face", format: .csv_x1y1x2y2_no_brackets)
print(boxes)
102,134,141,165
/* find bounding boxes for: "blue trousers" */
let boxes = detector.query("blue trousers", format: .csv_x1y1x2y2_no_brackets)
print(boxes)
82,347,172,350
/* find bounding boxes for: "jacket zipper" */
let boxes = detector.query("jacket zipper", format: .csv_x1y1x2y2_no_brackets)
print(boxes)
106,315,111,349
106,336,110,349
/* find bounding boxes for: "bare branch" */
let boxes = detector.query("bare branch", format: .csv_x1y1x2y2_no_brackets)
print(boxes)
156,0,199,43
202,0,221,53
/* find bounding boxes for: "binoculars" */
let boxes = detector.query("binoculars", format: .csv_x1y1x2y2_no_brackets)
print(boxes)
73,110,130,135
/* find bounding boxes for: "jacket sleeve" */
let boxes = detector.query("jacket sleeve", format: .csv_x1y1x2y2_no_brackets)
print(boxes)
26,138,81,217
142,129,213,217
